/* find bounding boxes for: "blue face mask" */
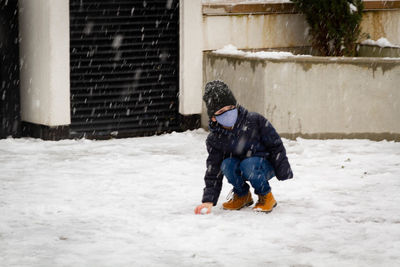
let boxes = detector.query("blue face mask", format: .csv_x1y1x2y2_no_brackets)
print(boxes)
215,108,238,128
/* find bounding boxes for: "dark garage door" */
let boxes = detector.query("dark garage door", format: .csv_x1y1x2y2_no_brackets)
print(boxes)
69,0,180,138
0,0,20,139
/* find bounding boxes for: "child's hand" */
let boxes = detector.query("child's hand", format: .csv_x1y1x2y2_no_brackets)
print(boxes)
194,202,213,214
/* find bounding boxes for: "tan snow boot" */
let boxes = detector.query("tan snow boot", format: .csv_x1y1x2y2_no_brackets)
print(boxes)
222,191,253,210
253,192,277,212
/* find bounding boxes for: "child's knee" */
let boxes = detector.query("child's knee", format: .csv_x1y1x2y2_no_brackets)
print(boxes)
240,157,271,179
221,157,239,173
239,158,258,177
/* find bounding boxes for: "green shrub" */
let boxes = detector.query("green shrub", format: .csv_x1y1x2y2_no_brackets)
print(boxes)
291,0,364,56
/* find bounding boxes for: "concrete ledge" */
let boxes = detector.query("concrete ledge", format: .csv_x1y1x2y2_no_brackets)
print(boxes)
206,53,400,73
203,1,400,15
203,52,400,141
358,44,400,57
363,0,400,10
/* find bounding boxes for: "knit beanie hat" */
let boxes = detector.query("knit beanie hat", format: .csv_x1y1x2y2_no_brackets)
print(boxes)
203,80,237,118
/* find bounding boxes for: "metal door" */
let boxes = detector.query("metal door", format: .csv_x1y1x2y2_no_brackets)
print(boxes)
69,0,180,138
0,0,20,138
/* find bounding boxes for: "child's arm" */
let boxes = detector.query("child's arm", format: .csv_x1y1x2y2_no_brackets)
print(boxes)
194,139,224,214
258,115,293,181
202,140,225,205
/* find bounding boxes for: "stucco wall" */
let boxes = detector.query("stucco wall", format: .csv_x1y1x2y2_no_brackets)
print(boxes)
179,0,203,115
203,9,400,51
18,0,70,126
362,10,400,45
203,13,310,51
203,53,400,141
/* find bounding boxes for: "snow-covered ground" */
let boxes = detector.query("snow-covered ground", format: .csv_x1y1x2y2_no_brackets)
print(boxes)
1,129,400,267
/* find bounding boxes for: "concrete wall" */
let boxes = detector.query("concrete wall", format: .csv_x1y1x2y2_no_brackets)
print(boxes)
358,45,400,57
203,53,400,141
203,13,310,51
179,0,204,115
18,0,70,126
18,0,202,123
193,3,400,123
362,10,400,45
203,9,400,51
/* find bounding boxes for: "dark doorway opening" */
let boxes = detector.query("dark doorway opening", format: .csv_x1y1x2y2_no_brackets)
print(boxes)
0,0,20,138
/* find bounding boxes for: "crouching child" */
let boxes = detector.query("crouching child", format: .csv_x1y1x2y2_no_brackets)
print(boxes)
194,80,293,214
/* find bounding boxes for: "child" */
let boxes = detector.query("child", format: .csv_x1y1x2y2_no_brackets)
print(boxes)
194,80,293,214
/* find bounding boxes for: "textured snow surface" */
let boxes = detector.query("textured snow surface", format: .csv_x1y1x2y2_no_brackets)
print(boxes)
361,37,400,48
1,129,400,267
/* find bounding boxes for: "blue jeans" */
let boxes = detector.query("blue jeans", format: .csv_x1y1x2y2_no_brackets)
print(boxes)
221,157,275,197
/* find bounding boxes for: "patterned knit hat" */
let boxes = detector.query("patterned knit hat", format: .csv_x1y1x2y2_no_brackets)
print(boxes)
203,80,237,118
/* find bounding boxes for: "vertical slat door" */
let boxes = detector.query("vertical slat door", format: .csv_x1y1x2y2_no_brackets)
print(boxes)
69,0,180,138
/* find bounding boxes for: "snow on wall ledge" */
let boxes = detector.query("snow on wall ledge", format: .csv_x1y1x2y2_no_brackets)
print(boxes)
202,47,400,141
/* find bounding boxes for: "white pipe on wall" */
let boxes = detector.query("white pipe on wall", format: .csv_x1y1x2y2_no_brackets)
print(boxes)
19,0,70,126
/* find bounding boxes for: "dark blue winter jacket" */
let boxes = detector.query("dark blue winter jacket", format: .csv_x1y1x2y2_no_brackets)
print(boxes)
202,106,293,205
